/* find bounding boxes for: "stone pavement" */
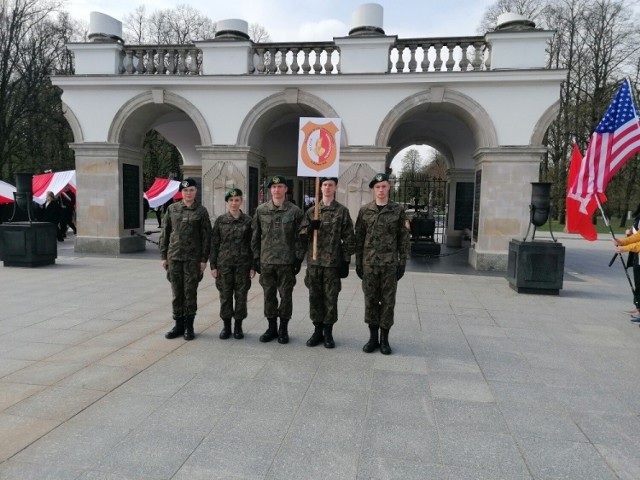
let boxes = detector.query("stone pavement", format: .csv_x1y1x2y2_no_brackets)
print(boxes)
0,228,639,479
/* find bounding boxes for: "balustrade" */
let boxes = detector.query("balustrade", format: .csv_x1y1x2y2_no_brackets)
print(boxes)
389,37,490,73
249,42,340,75
120,46,202,75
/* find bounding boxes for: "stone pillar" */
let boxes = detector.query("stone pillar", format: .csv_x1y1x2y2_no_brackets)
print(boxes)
338,146,389,220
445,168,475,247
70,143,145,254
470,146,547,271
197,145,262,220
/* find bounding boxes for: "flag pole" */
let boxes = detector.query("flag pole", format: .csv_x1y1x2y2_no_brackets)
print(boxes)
312,176,319,261
595,194,637,304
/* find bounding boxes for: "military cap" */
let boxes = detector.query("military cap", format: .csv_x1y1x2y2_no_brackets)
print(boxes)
368,173,390,188
320,177,338,185
225,188,243,201
267,175,287,187
180,177,197,189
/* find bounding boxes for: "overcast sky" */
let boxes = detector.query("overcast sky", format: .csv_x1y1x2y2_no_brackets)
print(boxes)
63,0,498,42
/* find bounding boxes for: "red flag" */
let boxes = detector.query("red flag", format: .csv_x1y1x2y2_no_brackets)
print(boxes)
566,144,598,240
568,79,640,215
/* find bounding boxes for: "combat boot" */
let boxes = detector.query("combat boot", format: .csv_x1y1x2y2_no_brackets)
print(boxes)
259,318,278,342
379,328,392,355
184,315,195,341
165,317,185,339
219,318,232,339
362,325,380,353
233,319,244,339
323,324,335,349
278,318,290,344
306,323,324,347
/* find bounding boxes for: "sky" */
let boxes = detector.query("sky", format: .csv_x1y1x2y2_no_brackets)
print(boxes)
62,0,497,172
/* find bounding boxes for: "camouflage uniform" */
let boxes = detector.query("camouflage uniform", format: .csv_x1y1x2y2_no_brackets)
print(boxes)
160,201,212,319
355,200,410,329
210,211,253,321
300,200,355,325
252,199,304,320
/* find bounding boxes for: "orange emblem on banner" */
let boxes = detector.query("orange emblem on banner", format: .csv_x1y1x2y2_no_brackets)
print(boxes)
300,121,339,172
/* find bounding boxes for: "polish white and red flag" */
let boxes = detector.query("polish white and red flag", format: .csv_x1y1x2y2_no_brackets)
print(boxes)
0,180,16,204
144,178,182,208
568,79,640,222
32,170,77,205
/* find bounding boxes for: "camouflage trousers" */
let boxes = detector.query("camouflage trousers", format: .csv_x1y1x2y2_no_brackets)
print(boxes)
304,265,341,325
167,259,202,319
259,263,296,319
215,264,252,320
362,265,398,329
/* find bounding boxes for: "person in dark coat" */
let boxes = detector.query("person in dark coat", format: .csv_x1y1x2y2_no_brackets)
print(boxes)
39,191,64,241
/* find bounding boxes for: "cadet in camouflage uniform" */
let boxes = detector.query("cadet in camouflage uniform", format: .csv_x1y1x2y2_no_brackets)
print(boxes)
160,178,212,341
300,177,355,348
210,188,255,340
252,175,305,344
355,173,410,355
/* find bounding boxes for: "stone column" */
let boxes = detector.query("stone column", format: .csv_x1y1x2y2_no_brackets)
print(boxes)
197,145,263,220
445,168,475,247
470,146,547,271
338,146,390,220
70,142,146,254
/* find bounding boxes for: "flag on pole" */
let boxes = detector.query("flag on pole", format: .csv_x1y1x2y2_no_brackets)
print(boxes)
566,144,598,240
568,79,640,216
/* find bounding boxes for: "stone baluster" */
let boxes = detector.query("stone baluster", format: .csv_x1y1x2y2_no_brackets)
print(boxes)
124,49,136,74
146,49,156,74
396,46,405,72
279,48,289,74
420,42,431,71
484,45,491,69
324,46,334,73
255,48,266,74
313,47,323,73
178,50,188,75
301,48,311,74
433,43,443,71
459,42,470,71
290,47,300,74
408,44,417,72
267,48,278,73
188,49,199,74
445,42,456,71
472,42,484,70
119,49,126,74
388,45,393,72
135,49,146,74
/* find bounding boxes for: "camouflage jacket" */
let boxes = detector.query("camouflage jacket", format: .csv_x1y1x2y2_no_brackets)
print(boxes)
210,211,253,268
252,200,304,265
355,200,410,267
160,201,212,263
300,200,355,267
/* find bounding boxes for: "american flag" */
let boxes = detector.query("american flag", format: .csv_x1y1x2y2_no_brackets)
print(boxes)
568,79,640,213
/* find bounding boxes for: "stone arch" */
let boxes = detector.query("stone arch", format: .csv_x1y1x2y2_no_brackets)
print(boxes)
107,89,212,146
61,102,83,143
530,99,560,146
376,88,499,152
237,88,348,147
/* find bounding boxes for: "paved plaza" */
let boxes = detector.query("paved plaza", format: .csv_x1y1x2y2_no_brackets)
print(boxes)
0,227,639,479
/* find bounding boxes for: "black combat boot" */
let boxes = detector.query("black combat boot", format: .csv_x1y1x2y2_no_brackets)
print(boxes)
165,317,185,339
184,315,195,341
259,318,278,342
323,324,335,349
379,328,392,355
306,323,324,347
278,318,290,344
233,319,244,339
362,325,380,353
219,318,232,339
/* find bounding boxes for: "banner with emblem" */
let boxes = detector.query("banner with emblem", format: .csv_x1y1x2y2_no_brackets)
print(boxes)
297,117,341,177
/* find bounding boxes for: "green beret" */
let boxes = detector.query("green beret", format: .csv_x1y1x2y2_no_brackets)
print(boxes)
267,175,287,187
320,177,338,185
180,177,197,189
225,188,243,201
368,173,389,188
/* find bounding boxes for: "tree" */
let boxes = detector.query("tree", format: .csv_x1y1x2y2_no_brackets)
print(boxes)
249,22,271,42
0,0,75,181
